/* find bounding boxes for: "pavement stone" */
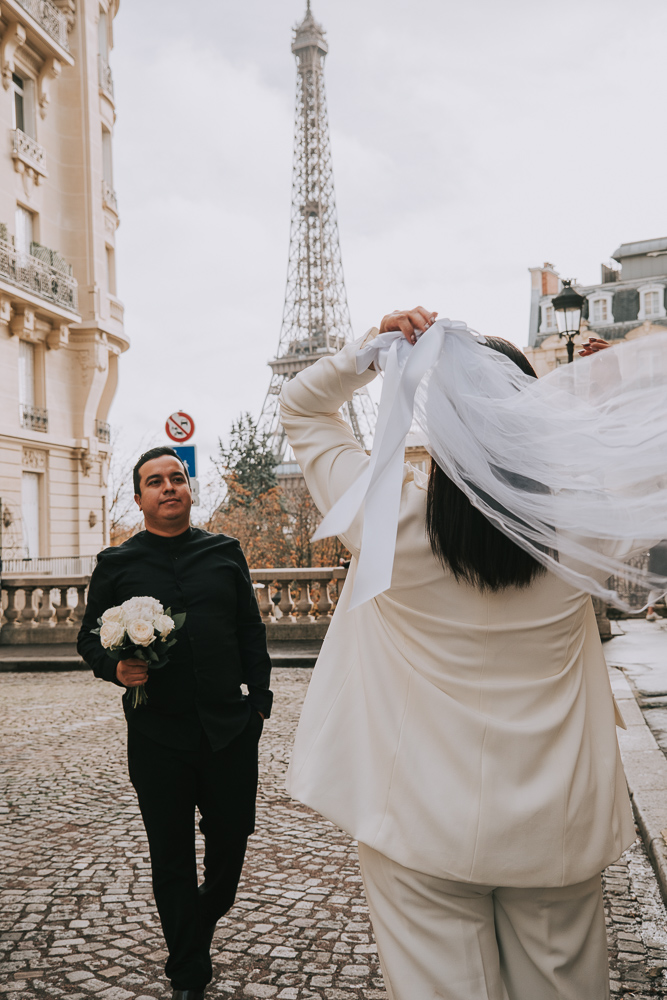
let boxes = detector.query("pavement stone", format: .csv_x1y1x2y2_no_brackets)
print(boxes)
1,668,667,998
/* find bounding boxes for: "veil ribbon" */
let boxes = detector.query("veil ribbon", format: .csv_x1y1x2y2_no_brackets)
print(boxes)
312,319,667,612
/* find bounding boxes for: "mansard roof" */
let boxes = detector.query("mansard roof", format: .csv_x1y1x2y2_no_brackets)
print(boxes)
611,237,667,261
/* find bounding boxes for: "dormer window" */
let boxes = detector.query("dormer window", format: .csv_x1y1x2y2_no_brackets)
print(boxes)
540,302,556,332
644,290,660,316
638,284,666,322
591,298,608,323
587,291,613,327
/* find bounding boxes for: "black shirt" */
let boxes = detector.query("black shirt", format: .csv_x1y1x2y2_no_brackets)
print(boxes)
77,526,273,751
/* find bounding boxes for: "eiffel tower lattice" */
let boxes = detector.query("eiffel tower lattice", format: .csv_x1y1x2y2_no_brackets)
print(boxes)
259,2,376,468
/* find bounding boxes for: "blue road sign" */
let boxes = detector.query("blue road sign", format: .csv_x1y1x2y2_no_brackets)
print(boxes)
172,444,197,478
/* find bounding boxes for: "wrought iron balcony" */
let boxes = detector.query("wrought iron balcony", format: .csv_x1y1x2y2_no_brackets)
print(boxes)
95,419,111,444
102,179,118,214
20,404,48,433
0,235,78,312
98,54,114,99
16,0,69,51
12,129,47,178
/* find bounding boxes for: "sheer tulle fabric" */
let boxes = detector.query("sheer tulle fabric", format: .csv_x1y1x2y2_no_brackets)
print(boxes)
314,320,667,611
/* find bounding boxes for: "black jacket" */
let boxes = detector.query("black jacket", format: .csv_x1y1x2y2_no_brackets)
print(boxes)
77,526,273,751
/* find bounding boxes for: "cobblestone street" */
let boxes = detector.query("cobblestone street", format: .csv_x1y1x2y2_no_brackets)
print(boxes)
2,669,667,999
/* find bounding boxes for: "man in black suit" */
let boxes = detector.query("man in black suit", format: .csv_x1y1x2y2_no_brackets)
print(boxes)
78,446,273,1000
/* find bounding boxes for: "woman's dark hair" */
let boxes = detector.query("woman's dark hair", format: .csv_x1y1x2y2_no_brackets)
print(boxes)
426,337,546,591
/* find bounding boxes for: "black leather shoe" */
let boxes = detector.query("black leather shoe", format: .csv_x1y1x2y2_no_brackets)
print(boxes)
172,991,205,1000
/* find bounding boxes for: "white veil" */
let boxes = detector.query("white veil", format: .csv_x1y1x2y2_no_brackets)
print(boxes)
313,319,667,612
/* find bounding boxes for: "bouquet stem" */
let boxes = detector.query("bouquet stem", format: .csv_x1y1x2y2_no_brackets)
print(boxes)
131,685,148,708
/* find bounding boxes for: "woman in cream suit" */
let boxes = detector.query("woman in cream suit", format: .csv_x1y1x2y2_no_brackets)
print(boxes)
279,307,634,1000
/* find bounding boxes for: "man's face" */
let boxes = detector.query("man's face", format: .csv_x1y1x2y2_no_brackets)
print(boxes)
134,456,192,531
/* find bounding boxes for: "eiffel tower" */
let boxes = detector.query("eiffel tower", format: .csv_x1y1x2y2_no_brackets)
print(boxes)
260,2,376,470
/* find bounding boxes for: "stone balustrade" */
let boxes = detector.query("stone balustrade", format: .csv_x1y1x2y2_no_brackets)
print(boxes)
250,567,348,624
0,568,349,648
0,564,612,654
0,576,90,644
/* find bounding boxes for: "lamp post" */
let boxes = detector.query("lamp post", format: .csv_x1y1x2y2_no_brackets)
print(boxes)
552,279,585,363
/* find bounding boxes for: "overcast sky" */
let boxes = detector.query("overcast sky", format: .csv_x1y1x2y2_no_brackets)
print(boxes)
109,0,667,481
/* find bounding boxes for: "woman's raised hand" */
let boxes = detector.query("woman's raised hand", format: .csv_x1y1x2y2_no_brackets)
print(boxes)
578,337,610,357
379,307,438,345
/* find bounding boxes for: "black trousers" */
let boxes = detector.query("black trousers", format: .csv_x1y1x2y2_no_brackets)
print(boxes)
127,710,263,990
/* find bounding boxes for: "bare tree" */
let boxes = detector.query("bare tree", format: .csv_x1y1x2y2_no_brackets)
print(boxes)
107,430,157,546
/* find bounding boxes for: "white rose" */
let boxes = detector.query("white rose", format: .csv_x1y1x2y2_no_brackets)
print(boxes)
101,605,124,624
100,620,126,649
153,614,175,639
121,596,163,623
126,617,156,647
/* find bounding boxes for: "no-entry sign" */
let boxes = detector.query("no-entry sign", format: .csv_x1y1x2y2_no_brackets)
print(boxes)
165,411,195,443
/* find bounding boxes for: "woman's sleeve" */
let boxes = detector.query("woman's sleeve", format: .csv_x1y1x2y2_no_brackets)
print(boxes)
279,329,379,555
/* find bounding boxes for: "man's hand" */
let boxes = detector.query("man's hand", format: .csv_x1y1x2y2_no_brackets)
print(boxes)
578,337,610,357
379,307,438,345
116,658,148,687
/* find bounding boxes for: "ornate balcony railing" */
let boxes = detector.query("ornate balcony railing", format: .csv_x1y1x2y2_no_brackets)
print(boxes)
95,419,111,444
12,129,47,177
19,404,48,432
109,297,124,323
0,236,78,312
102,179,118,214
16,0,69,50
98,54,114,99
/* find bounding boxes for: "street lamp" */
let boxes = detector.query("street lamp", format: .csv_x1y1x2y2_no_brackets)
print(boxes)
552,279,585,363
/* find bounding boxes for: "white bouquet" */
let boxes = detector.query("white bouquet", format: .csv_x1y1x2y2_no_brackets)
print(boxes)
91,596,186,708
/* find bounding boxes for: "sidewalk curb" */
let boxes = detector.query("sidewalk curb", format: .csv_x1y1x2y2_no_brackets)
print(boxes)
609,666,667,904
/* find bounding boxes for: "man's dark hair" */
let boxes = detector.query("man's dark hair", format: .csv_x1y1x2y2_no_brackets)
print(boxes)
133,446,190,495
426,337,546,592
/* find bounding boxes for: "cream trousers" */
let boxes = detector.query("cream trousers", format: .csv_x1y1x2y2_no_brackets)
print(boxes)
357,843,609,1000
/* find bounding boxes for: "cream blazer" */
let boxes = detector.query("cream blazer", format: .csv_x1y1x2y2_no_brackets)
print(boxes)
279,331,635,888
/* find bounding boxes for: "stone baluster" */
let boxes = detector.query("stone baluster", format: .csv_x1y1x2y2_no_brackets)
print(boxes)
277,580,296,623
54,586,73,625
254,583,275,623
21,586,38,625
73,584,88,622
317,578,334,622
295,579,315,622
3,584,20,626
38,588,56,624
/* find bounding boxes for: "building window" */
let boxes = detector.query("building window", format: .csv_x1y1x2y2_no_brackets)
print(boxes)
102,127,113,185
106,245,117,296
18,340,48,431
587,292,613,327
592,298,607,323
591,298,608,323
98,9,109,58
18,340,35,409
644,290,660,317
21,471,41,558
11,73,35,138
540,303,556,331
638,284,667,322
15,205,34,255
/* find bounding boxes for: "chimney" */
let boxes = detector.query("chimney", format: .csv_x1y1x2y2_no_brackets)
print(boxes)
528,263,560,346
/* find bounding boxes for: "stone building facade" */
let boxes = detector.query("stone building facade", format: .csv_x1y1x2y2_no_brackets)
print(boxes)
0,0,127,565
524,237,667,376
